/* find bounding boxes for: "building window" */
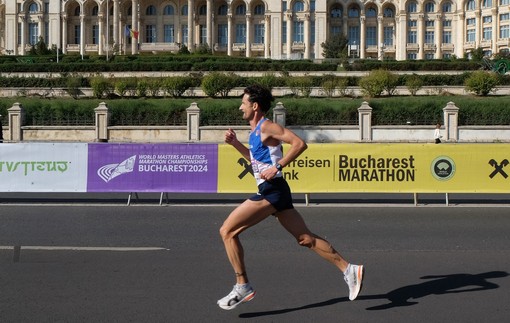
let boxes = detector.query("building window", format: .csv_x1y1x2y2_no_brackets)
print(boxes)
74,6,80,16
163,5,174,15
44,22,49,43
235,24,246,43
501,0,510,5
310,1,316,12
293,1,305,12
500,25,509,38
199,5,206,16
366,8,377,18
483,27,492,40
181,5,188,16
199,25,206,44
466,18,476,26
408,20,417,28
92,25,99,44
407,30,417,43
235,4,246,15
218,5,227,16
28,23,39,45
348,26,360,45
254,24,264,43
44,2,49,14
407,52,417,60
217,24,227,45
426,20,435,27
466,0,476,10
482,0,492,7
483,16,492,24
500,13,510,21
254,4,265,15
182,25,188,44
146,25,156,43
331,6,342,18
442,2,452,12
282,23,287,44
443,31,452,43
293,21,304,42
407,1,418,13
425,2,435,13
92,6,99,16
467,29,476,42
330,25,341,35
384,8,394,18
29,3,39,13
425,53,435,59
366,26,377,46
443,53,452,59
146,5,156,15
74,25,80,44
167,26,178,45
425,31,435,44
348,7,359,18
443,20,452,27
384,26,393,46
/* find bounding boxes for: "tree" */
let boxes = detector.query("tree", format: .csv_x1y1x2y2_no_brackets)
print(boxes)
321,34,349,59
465,71,499,96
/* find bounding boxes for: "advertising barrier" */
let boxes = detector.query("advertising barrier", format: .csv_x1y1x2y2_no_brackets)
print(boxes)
1,143,509,194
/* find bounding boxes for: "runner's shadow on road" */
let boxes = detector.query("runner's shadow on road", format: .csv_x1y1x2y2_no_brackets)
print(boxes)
363,271,509,310
239,271,508,318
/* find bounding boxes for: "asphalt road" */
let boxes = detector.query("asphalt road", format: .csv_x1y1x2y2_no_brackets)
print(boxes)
1,203,509,323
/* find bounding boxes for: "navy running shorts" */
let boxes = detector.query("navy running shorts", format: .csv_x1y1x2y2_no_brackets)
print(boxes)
249,177,294,212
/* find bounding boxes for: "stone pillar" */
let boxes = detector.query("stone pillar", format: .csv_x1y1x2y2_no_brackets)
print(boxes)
94,102,110,142
358,101,372,141
443,101,459,142
187,102,200,141
273,102,286,127
8,102,25,142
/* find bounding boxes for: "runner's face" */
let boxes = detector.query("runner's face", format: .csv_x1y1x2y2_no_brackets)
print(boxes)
239,94,256,120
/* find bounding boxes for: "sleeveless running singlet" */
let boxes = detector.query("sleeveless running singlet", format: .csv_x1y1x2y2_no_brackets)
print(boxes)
249,118,283,186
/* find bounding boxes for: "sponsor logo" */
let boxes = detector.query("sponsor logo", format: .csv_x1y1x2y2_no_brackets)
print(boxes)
431,156,455,181
97,155,136,183
488,159,509,179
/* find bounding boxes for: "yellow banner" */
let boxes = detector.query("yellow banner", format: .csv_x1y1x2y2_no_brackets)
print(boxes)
218,143,510,193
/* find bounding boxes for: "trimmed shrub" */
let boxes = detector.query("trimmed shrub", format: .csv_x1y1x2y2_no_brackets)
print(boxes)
464,71,500,96
201,72,240,98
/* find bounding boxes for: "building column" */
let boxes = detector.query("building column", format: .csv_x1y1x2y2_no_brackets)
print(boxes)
94,102,110,142
454,13,464,58
187,0,194,51
360,16,366,59
286,12,292,59
80,14,85,57
38,15,45,44
62,15,68,54
396,15,407,60
227,13,233,56
264,14,270,58
377,16,384,60
491,8,498,55
273,102,286,127
131,0,139,54
475,10,481,47
304,14,310,59
417,14,424,59
20,17,26,55
245,14,252,58
206,0,212,48
187,102,200,142
98,14,104,55
435,14,442,59
113,0,120,49
314,10,327,59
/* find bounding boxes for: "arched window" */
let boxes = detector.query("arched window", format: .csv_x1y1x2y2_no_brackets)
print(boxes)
163,5,174,15
235,4,246,15
146,5,156,15
198,5,207,15
366,8,377,18
442,2,452,12
384,8,394,17
425,2,435,12
408,1,418,12
254,4,265,15
218,4,228,16
28,3,39,13
181,5,188,16
331,6,342,18
293,1,305,12
348,7,359,18
92,6,99,16
466,0,476,10
74,6,80,16
482,0,493,7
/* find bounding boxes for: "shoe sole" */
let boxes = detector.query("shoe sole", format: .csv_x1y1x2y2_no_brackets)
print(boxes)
350,265,364,301
218,290,256,310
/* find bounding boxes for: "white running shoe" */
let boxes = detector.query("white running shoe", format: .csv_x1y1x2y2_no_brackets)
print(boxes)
217,285,256,310
344,264,364,301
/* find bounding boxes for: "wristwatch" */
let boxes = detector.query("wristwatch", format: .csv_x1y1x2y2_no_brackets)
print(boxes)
275,163,283,172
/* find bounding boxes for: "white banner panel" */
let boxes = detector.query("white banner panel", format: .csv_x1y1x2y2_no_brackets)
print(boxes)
0,143,88,192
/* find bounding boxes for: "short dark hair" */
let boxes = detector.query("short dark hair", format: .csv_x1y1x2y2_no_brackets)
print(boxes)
243,84,274,114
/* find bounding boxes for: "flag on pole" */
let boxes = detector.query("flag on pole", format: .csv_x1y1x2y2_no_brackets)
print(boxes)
125,26,139,40
125,25,130,37
131,30,139,40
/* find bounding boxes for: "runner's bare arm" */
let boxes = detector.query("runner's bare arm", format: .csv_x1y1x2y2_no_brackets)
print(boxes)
225,128,251,160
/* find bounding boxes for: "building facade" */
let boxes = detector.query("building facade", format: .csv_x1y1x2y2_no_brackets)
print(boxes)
0,0,509,60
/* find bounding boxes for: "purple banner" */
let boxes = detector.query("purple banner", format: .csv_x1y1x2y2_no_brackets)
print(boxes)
87,143,218,192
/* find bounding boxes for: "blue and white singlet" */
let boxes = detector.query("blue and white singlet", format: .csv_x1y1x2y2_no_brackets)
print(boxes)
249,118,283,186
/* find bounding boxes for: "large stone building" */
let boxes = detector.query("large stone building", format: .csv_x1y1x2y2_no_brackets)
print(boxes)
0,0,509,60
